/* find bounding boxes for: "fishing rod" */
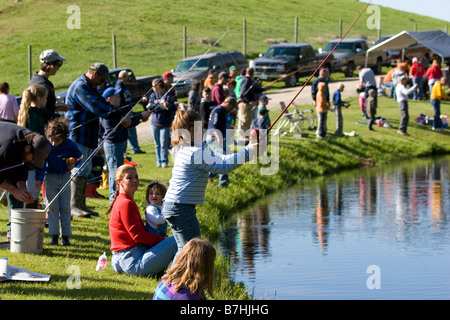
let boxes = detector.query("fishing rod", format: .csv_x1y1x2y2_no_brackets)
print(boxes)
0,162,25,173
265,1,373,134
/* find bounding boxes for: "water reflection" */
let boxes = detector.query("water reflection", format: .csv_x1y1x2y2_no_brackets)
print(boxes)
218,156,450,299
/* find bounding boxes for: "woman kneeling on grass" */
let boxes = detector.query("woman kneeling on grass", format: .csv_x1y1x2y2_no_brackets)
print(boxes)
106,164,177,276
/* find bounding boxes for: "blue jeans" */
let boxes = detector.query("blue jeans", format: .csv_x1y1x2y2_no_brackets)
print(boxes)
72,143,94,177
104,141,127,202
111,238,177,276
151,125,170,166
430,98,442,129
128,126,142,153
412,76,423,100
45,172,72,236
162,201,201,261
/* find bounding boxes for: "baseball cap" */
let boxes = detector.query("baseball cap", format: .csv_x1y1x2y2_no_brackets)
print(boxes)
102,87,122,100
118,70,132,78
163,71,174,79
32,135,51,169
89,63,109,78
259,94,270,101
39,49,66,63
218,71,231,79
229,65,237,71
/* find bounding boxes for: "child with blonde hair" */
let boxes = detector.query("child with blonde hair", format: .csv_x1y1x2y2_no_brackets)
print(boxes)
162,109,257,260
17,84,49,207
17,85,48,135
153,238,216,300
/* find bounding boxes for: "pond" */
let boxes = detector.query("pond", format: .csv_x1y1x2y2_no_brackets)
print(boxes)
217,155,450,300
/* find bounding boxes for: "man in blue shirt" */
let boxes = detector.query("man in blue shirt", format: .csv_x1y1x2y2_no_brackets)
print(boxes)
206,97,237,188
65,63,130,217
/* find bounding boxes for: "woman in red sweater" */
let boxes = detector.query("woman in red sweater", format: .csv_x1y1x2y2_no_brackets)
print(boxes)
106,164,177,276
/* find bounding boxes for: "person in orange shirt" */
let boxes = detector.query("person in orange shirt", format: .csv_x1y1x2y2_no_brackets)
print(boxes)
203,69,217,88
315,80,330,138
383,67,396,98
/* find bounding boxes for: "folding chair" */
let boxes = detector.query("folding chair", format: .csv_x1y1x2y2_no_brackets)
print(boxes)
273,102,304,137
293,106,316,131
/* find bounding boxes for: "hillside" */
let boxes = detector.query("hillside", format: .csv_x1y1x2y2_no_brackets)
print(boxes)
0,0,448,96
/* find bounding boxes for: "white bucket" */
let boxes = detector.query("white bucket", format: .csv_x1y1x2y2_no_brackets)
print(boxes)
10,209,46,254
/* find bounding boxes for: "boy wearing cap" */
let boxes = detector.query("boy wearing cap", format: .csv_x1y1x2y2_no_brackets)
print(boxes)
100,87,150,202
0,120,51,241
212,71,230,105
29,49,69,123
163,71,177,101
65,63,130,217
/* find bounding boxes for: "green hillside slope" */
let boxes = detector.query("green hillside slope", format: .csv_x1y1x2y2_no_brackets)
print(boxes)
0,0,448,95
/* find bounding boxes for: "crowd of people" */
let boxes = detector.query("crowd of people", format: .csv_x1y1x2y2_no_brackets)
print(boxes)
311,53,449,138
0,50,264,300
378,53,449,133
3,45,447,299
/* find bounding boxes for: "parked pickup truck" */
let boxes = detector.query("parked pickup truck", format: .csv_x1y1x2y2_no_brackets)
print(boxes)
251,43,334,87
56,68,159,107
171,51,248,97
320,38,384,77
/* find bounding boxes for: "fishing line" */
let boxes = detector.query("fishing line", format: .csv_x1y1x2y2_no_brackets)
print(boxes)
267,0,373,133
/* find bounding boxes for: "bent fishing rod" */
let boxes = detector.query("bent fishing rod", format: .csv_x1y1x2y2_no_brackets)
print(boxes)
266,1,373,134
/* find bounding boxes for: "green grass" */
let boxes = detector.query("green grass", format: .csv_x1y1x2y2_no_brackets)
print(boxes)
1,93,449,300
1,0,449,300
1,0,448,96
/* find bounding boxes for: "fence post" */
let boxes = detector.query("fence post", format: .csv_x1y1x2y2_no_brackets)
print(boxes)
28,45,32,81
183,26,187,59
243,19,247,56
414,23,417,32
294,17,298,43
339,19,342,38
112,34,117,68
445,25,448,34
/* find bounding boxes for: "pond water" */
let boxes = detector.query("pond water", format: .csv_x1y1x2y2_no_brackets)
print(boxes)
217,155,450,300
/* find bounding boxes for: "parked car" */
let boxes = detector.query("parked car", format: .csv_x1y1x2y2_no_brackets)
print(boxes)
320,38,384,77
171,51,248,97
56,68,159,107
251,43,334,87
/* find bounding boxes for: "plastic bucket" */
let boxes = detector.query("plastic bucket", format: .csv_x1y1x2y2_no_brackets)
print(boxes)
10,209,46,254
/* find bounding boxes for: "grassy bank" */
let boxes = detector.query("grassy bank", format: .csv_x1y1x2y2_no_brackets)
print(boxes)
1,0,448,96
1,93,449,300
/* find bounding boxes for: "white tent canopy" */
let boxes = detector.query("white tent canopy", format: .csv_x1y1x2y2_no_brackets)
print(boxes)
366,30,450,67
